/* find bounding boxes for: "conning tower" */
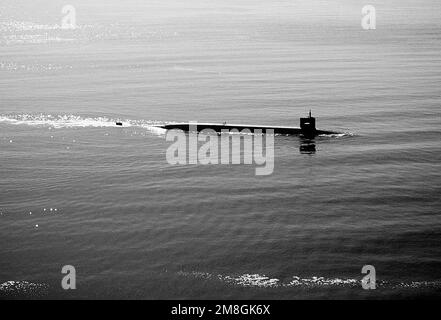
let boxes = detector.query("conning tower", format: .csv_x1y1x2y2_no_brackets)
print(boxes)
300,110,316,136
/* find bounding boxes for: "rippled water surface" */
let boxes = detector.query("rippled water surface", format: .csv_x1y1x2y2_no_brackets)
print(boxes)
1,0,440,299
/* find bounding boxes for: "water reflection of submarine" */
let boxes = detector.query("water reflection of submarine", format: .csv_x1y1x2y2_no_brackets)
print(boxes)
299,143,316,154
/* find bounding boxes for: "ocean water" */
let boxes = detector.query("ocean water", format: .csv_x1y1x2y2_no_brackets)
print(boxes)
0,0,440,299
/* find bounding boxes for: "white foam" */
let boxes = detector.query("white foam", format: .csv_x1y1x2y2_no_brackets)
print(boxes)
0,280,49,297
0,21,64,32
0,114,113,128
0,113,171,141
285,276,358,287
0,114,155,128
177,271,441,289
318,132,353,138
0,20,177,45
0,61,73,72
221,274,280,288
144,125,167,136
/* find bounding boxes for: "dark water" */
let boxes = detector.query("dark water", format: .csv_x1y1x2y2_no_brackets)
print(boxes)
1,0,440,299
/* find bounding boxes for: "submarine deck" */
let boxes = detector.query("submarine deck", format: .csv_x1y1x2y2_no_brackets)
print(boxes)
159,123,337,136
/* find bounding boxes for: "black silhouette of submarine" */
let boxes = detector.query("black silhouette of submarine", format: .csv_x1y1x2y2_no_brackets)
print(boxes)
154,111,337,137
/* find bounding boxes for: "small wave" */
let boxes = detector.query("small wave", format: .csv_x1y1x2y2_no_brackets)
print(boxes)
1,35,76,45
171,66,195,72
0,280,49,298
177,271,441,290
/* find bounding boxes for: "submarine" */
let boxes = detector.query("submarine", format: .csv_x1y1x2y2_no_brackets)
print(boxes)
158,111,338,137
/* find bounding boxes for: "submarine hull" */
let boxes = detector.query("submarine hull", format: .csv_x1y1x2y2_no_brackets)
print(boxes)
159,123,337,136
